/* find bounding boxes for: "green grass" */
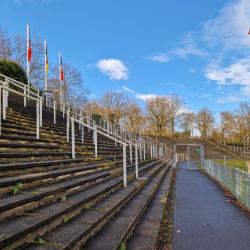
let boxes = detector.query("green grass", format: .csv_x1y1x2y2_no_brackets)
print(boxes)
196,159,248,172
214,159,248,172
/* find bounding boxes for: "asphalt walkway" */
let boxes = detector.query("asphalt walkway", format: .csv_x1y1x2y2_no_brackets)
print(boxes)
173,160,250,250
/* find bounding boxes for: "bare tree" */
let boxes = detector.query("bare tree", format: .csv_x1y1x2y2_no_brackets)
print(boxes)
124,100,144,132
0,26,45,89
180,112,195,138
48,62,90,107
0,26,13,60
195,107,215,139
168,94,186,135
96,90,131,125
145,96,170,136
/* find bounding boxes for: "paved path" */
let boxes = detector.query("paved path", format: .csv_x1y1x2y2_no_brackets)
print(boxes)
173,160,250,250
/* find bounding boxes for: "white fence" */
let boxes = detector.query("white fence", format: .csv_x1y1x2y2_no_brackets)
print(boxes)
203,159,250,209
230,146,250,152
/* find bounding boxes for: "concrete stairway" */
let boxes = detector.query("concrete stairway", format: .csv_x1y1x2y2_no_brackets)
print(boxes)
149,136,237,160
0,95,174,250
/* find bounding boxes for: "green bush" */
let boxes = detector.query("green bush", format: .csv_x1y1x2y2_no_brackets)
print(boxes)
0,60,27,85
92,113,102,125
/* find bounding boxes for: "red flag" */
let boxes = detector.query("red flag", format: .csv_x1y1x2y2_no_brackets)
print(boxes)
27,25,32,62
60,55,63,81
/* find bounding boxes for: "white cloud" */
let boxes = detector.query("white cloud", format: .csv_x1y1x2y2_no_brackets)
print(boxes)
14,0,22,4
217,96,243,103
177,85,186,88
96,59,129,80
190,69,196,73
135,94,157,101
200,94,212,98
166,83,175,85
90,94,95,98
172,32,209,58
123,86,134,94
146,53,169,62
240,86,250,96
205,58,250,86
201,0,250,50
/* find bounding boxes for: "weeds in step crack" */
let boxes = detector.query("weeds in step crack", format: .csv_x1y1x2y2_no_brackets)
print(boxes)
10,183,22,194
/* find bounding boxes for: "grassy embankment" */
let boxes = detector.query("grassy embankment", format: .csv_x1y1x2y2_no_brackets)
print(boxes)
196,159,249,172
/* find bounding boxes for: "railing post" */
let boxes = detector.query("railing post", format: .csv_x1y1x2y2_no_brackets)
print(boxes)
24,86,27,107
140,141,142,161
94,124,97,157
36,101,39,139
71,118,75,159
0,87,1,135
246,173,249,209
144,141,145,160
135,144,138,178
66,110,69,142
54,101,56,124
174,144,176,168
123,144,127,186
2,86,6,120
81,117,84,143
130,143,132,164
235,168,239,199
40,97,42,127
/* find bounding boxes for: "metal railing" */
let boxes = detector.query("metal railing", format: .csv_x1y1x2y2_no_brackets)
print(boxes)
202,159,250,209
230,146,250,152
0,84,41,139
71,117,131,186
241,152,250,157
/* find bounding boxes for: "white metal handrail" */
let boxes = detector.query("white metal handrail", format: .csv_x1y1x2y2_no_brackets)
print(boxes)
0,84,40,139
230,146,250,152
71,117,131,186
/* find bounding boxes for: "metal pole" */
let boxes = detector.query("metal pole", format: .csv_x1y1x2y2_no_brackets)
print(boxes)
66,110,69,142
45,40,48,107
135,145,138,178
27,24,30,97
246,173,249,209
24,86,26,107
156,136,157,158
0,88,1,135
36,101,39,139
40,97,42,127
94,124,97,157
71,118,75,159
59,52,62,110
123,144,127,186
144,141,145,160
130,143,132,164
174,144,176,168
54,101,56,124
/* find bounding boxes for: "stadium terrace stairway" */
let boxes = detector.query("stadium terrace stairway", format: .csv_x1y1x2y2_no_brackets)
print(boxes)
0,95,175,250
149,136,236,160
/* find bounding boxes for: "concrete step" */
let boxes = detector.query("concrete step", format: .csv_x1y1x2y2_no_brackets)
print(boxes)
82,159,173,250
0,157,167,249
18,158,171,250
126,165,174,250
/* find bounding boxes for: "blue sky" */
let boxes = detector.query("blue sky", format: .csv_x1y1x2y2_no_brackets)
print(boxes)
1,0,250,116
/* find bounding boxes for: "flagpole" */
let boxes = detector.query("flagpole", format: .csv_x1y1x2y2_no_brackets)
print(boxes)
45,40,48,106
27,24,30,97
59,52,62,110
